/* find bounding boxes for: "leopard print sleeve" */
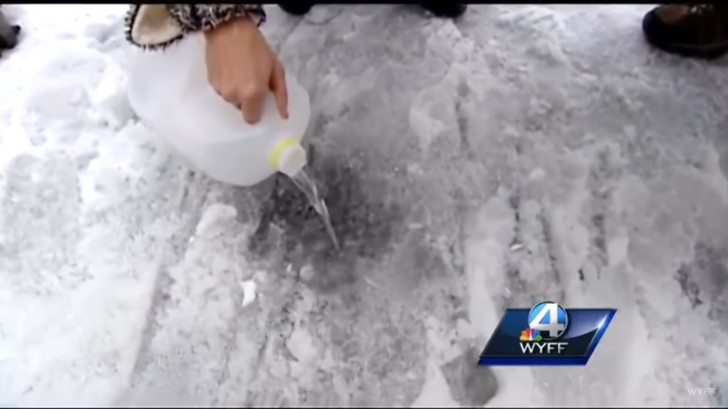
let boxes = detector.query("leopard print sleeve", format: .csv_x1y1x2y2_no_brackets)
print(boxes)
125,4,266,51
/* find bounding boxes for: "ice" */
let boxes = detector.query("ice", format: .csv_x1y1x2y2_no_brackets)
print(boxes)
411,359,460,408
240,280,257,308
1,3,728,407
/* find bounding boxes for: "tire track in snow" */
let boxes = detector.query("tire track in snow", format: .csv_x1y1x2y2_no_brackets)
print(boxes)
125,171,214,390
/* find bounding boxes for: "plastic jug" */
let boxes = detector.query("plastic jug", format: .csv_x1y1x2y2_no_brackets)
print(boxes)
126,33,311,187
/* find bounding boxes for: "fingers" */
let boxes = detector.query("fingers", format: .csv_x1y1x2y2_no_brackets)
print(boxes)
270,63,289,119
210,63,288,124
215,85,266,124
218,88,240,106
239,85,266,124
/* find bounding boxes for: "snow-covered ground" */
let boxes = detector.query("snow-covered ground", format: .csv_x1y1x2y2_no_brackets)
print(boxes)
1,4,728,407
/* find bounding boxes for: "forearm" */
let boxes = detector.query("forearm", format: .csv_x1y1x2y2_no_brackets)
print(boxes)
124,4,265,50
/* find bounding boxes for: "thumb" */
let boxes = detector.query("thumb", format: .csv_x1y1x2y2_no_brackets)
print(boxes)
270,63,289,119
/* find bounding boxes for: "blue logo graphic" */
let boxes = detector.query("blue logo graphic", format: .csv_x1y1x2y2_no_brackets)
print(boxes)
527,301,569,340
478,301,616,366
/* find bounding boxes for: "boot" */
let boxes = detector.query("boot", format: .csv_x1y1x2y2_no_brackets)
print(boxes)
0,9,20,52
279,2,314,16
419,2,467,19
642,4,728,60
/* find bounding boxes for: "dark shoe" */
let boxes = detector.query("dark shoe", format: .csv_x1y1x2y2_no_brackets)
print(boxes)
419,2,467,19
0,10,20,50
642,4,728,60
279,2,314,16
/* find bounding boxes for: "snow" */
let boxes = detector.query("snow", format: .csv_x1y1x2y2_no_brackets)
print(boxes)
1,3,727,407
240,279,257,308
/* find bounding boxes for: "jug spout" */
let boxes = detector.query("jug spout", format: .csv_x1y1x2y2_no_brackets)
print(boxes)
269,137,307,177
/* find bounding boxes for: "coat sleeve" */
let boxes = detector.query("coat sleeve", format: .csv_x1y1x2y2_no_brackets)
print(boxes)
124,4,266,50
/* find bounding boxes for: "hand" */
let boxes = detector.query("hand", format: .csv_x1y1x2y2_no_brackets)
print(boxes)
204,16,288,124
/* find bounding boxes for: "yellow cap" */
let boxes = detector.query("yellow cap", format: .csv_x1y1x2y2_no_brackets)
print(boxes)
268,137,298,168
269,137,307,176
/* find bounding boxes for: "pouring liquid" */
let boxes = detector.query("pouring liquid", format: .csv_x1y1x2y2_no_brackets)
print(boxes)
288,168,340,250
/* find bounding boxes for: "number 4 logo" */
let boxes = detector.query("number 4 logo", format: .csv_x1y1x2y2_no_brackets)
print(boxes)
528,302,568,340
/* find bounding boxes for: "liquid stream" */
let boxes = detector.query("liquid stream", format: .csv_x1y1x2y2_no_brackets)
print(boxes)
288,168,340,250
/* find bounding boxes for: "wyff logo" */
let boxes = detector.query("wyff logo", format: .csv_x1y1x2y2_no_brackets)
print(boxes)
478,301,616,366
